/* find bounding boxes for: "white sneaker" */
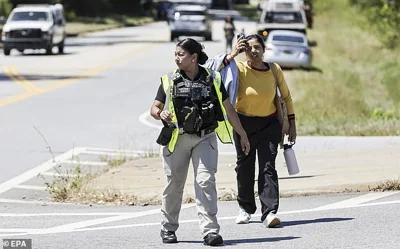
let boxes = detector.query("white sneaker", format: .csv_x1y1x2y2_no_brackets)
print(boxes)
263,213,281,228
235,208,251,224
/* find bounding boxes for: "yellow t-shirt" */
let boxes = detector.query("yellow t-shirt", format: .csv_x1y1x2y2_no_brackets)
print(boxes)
236,61,294,117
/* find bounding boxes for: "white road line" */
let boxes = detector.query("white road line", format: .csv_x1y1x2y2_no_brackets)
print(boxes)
313,191,400,210
0,233,27,237
0,212,139,217
29,203,196,235
0,229,39,233
0,199,71,205
62,160,109,166
71,199,400,233
0,148,86,195
138,112,162,130
0,199,399,237
14,185,46,191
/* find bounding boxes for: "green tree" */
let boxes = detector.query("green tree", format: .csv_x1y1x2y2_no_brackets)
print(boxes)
0,0,13,17
9,0,55,7
350,0,400,48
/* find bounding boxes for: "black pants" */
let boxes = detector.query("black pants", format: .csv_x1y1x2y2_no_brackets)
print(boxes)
226,38,233,53
233,113,282,222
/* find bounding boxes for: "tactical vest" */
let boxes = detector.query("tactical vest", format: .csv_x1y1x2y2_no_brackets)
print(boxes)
161,67,233,153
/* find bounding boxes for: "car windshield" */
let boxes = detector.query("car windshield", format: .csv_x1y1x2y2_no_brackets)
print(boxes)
272,35,305,44
265,12,303,23
11,11,49,21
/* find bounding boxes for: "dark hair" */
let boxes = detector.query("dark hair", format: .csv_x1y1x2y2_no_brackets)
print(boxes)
245,34,266,50
176,38,209,65
225,16,234,22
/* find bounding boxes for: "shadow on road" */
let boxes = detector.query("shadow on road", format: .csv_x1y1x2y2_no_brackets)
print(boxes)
22,52,77,57
79,34,140,39
224,236,301,245
65,39,221,47
281,217,354,227
0,72,98,81
0,74,11,81
282,66,323,73
19,74,97,81
279,175,320,180
179,236,300,245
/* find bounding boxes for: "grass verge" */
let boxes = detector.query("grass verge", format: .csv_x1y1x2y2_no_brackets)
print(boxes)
65,15,154,36
369,179,400,192
41,149,160,205
234,4,261,21
237,0,400,135
287,0,400,135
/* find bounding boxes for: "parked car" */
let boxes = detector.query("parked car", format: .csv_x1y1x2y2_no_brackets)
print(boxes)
257,0,308,38
263,30,312,69
169,5,212,41
167,0,211,21
1,4,66,56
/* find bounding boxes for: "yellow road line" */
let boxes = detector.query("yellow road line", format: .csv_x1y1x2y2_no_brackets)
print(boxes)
0,44,158,108
9,67,43,93
3,67,39,93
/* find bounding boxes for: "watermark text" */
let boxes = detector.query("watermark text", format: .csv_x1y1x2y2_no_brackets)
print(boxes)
3,239,32,249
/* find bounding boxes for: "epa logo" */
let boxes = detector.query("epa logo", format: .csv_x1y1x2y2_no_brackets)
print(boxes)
2,239,32,249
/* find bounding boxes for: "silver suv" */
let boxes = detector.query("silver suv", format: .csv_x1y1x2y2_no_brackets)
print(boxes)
1,4,66,55
169,5,212,41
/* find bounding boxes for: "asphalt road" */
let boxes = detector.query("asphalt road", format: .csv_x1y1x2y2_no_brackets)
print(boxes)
1,20,400,248
1,192,400,249
0,20,257,184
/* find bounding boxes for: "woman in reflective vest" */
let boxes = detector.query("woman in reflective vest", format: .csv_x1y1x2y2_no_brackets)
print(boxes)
150,38,250,246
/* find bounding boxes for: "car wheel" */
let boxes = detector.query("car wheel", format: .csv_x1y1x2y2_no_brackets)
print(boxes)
205,33,212,41
170,33,176,42
58,41,64,54
46,45,53,55
4,48,11,56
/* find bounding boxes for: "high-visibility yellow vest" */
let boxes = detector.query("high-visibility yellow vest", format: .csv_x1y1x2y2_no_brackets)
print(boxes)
161,67,233,153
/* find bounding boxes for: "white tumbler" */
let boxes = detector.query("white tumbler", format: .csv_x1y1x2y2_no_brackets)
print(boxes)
283,144,300,175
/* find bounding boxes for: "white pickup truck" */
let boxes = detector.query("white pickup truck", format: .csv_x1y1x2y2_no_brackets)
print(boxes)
1,4,66,55
257,0,308,39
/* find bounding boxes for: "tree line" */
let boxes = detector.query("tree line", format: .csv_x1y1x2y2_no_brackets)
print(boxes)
1,0,145,18
350,0,399,49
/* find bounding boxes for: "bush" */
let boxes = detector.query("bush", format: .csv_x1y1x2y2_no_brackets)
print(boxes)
350,0,400,49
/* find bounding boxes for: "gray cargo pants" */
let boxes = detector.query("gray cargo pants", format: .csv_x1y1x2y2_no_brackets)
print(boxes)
161,132,219,237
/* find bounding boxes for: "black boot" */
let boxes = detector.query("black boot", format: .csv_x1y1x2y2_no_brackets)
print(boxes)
203,233,223,246
160,230,178,244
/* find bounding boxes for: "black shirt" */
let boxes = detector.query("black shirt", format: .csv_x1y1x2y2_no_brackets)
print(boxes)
155,67,229,127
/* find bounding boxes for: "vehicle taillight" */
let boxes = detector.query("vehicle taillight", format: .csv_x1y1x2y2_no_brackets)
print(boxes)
303,48,311,54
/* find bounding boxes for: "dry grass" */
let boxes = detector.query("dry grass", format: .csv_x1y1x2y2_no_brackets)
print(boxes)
65,15,153,36
65,23,120,36
369,179,400,192
42,149,160,204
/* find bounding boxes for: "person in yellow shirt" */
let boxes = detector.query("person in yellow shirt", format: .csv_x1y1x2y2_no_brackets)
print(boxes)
222,34,297,228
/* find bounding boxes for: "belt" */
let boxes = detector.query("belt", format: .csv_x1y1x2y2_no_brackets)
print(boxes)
179,127,214,137
237,111,278,118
